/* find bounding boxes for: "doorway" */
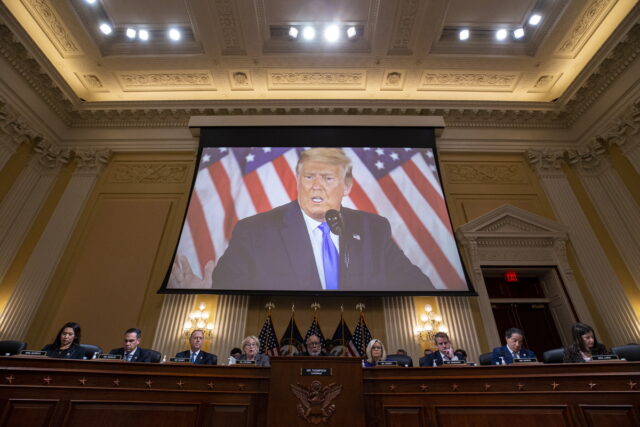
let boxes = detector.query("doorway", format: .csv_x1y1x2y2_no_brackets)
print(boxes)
484,271,565,357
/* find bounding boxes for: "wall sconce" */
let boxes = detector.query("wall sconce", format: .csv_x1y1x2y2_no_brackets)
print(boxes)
183,302,214,338
414,304,448,343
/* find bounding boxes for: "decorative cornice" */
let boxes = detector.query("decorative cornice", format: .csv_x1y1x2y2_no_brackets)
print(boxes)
0,19,638,130
0,97,42,146
593,95,640,148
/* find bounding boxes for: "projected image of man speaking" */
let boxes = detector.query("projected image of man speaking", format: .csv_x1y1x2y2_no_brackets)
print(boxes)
210,147,435,291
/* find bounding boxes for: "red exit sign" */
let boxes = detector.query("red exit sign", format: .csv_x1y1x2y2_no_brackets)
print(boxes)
503,271,519,282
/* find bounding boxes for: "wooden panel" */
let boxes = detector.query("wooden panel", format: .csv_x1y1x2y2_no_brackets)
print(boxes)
202,404,249,427
435,406,571,427
384,406,424,427
64,402,198,427
0,399,58,427
579,405,640,427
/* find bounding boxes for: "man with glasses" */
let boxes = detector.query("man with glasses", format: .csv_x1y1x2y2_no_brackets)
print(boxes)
300,334,326,356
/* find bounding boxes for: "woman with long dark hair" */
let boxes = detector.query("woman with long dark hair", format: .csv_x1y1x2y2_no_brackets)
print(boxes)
42,322,84,359
563,323,609,363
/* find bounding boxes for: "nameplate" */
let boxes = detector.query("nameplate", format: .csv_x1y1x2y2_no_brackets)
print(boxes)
98,354,122,360
443,360,466,365
170,357,190,363
513,357,538,363
301,368,332,376
376,360,398,366
236,360,256,365
592,354,619,361
20,350,46,356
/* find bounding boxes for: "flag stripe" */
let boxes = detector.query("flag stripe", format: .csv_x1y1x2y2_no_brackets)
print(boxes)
186,192,216,274
402,160,452,232
209,161,238,241
272,155,298,200
243,170,272,213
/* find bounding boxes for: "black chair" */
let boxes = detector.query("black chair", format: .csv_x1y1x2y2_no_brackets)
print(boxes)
478,352,493,366
611,344,640,362
385,354,413,367
0,340,27,356
148,350,162,363
543,348,564,363
78,344,103,359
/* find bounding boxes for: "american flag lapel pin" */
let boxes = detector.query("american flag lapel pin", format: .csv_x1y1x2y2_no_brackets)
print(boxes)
352,234,361,240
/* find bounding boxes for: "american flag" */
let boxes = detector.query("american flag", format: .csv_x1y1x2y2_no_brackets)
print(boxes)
258,313,280,356
303,315,326,353
352,312,373,357
167,146,467,291
279,313,304,356
329,314,358,356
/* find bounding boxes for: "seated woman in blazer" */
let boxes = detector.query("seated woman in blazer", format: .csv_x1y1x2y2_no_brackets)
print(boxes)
42,322,85,359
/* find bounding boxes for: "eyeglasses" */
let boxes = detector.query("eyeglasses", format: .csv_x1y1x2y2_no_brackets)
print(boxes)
307,341,321,346
245,342,258,347
371,346,382,350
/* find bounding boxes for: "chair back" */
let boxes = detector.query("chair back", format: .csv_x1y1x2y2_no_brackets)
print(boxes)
385,354,413,367
611,344,640,362
478,352,493,366
148,350,162,363
0,340,27,356
78,344,103,359
542,348,564,363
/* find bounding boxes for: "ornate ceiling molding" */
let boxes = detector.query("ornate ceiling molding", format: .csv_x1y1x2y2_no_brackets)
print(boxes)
0,13,638,130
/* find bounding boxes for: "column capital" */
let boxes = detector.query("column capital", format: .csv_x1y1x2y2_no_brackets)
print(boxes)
0,99,42,147
526,149,566,178
72,148,112,175
566,144,612,176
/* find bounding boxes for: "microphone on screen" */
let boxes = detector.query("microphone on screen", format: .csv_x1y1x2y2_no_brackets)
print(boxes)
325,209,344,236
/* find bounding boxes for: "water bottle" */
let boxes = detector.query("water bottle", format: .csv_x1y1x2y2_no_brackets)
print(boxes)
499,356,506,365
92,351,99,360
433,359,437,367
161,354,167,363
228,356,237,365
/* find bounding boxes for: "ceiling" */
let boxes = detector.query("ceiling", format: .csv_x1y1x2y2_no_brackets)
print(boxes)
0,0,638,129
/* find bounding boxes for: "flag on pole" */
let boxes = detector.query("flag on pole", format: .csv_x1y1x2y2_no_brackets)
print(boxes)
280,312,304,355
168,146,467,291
258,313,280,356
329,314,358,356
352,312,373,357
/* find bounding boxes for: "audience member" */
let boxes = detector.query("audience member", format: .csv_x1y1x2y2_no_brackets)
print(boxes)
563,323,609,363
42,322,84,359
109,328,155,362
491,328,536,365
175,330,217,364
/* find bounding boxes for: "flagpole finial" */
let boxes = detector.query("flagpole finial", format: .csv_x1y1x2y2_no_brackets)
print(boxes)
356,303,366,312
291,304,295,312
265,302,275,312
340,305,344,312
311,302,320,312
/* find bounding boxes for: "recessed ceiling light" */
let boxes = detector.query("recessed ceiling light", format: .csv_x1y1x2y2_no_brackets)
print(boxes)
513,28,525,39
288,27,299,38
126,28,136,39
529,14,542,26
85,0,97,4
302,26,315,41
138,29,149,41
459,29,469,41
168,28,181,41
99,23,112,35
347,26,357,39
324,24,340,42
496,29,507,41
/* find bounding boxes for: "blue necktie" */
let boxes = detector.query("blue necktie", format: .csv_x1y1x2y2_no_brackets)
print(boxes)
319,222,339,290
191,352,197,363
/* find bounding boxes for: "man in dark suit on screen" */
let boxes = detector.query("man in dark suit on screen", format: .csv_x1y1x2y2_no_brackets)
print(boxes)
175,329,217,364
211,147,434,292
109,328,156,363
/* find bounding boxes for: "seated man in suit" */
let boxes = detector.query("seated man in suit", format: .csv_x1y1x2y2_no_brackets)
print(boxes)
491,327,536,365
109,328,155,362
419,332,466,366
210,147,435,292
299,334,325,356
175,329,217,364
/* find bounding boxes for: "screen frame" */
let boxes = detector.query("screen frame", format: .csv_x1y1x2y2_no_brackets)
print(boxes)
159,116,476,297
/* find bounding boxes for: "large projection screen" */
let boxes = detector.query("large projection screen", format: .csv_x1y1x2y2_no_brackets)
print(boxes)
161,122,473,295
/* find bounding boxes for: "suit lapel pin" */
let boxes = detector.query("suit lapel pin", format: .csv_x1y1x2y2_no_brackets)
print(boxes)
352,234,361,240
